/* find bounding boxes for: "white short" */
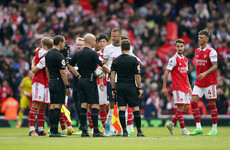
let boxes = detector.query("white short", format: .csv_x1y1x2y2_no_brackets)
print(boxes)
97,84,108,106
32,82,50,104
192,85,217,100
172,90,191,105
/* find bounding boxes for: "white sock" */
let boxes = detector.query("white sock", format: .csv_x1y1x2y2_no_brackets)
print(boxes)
182,128,186,131
62,129,67,132
67,126,72,130
212,124,217,131
107,109,114,124
196,123,202,129
38,127,43,132
127,125,134,130
30,126,35,132
170,121,175,126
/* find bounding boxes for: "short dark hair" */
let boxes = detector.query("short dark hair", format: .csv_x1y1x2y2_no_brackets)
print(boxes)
175,39,185,45
98,34,109,42
121,35,129,40
121,40,130,51
198,30,210,38
53,35,64,46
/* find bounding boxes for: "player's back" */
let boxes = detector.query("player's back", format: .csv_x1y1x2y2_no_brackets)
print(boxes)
32,48,48,87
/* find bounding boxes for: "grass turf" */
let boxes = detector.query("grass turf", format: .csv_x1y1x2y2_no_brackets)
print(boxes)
0,127,229,150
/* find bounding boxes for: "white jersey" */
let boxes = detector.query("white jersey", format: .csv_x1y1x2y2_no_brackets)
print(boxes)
103,43,140,82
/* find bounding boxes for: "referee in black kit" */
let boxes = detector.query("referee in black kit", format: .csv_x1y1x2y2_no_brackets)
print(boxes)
45,35,80,137
69,33,110,137
110,40,145,137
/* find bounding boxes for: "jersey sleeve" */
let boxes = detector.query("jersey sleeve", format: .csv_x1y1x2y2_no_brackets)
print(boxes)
36,57,46,69
133,58,140,74
58,54,66,70
166,58,177,71
129,51,141,62
209,49,218,62
111,60,116,72
38,49,46,58
69,53,77,66
103,46,109,60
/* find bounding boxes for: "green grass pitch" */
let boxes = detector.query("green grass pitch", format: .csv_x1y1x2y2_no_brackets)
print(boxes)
0,127,229,150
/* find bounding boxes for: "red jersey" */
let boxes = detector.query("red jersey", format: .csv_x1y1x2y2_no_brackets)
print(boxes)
195,45,217,87
167,53,189,93
96,51,107,85
31,48,49,87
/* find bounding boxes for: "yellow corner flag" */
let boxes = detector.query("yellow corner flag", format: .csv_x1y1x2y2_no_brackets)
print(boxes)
111,104,122,134
61,105,71,123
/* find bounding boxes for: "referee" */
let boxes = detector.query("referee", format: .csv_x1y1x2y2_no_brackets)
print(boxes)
69,33,110,137
110,40,145,137
45,35,80,137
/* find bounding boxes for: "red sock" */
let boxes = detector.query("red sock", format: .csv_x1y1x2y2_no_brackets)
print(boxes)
29,107,37,127
64,114,72,127
176,110,185,128
60,112,66,130
127,107,133,126
37,109,45,128
209,103,218,124
87,110,93,129
100,108,107,129
171,116,178,124
191,101,200,123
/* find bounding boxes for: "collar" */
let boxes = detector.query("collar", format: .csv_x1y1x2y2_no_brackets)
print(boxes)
200,44,209,51
176,52,184,59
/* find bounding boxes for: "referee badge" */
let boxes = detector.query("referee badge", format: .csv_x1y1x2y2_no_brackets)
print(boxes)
61,59,65,66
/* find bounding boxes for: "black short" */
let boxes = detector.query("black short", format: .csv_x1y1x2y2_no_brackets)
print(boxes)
49,78,65,104
78,78,99,104
117,84,139,107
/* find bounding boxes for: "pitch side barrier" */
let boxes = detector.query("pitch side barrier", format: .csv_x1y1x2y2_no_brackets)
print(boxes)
0,115,230,127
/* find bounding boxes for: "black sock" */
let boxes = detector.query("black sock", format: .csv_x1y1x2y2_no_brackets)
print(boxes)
133,111,141,132
119,110,126,132
80,108,87,133
49,109,54,133
53,108,61,134
91,108,99,133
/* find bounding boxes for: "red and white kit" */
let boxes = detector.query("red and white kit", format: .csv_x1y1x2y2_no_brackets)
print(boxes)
96,50,108,106
192,45,217,100
167,53,190,105
31,48,50,104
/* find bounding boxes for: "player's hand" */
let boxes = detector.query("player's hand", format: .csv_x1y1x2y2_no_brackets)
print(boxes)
189,88,192,94
112,90,117,99
137,89,143,98
162,88,168,96
197,72,206,80
66,88,70,96
99,84,104,91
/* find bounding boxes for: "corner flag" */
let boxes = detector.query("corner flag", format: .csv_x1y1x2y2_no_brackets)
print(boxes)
111,104,122,134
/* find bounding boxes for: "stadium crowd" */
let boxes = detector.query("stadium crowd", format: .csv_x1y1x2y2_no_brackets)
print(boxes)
0,0,230,120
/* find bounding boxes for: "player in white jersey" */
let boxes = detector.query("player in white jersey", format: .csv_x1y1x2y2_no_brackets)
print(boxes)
103,28,142,135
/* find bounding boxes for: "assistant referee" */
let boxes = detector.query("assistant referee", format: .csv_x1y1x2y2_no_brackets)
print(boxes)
69,33,110,137
45,35,78,137
110,40,145,137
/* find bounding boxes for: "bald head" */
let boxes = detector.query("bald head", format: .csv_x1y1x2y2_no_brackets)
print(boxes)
84,33,96,48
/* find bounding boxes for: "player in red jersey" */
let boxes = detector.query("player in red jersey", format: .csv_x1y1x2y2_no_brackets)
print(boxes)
162,39,192,135
190,30,218,136
29,37,53,136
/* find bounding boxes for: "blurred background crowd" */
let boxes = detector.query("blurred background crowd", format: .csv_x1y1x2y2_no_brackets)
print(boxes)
0,0,230,120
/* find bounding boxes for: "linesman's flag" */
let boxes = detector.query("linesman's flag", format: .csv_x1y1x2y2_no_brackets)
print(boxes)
111,104,122,134
61,105,71,123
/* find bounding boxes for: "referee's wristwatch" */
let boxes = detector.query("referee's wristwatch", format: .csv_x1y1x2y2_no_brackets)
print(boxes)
66,85,70,88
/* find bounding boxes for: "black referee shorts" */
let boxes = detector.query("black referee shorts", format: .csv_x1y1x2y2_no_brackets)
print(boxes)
78,78,99,104
49,78,66,104
117,84,139,107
